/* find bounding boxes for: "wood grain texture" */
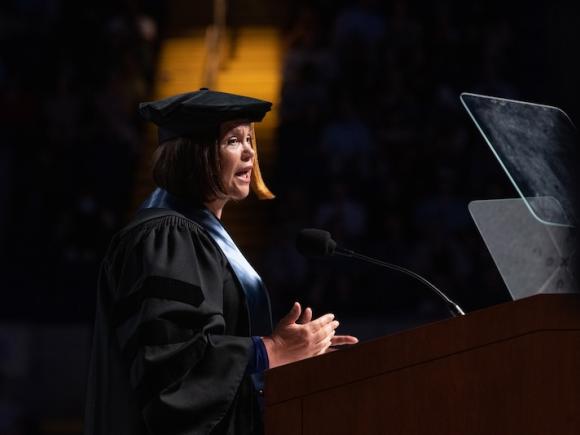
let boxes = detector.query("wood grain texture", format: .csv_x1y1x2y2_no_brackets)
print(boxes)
264,399,301,435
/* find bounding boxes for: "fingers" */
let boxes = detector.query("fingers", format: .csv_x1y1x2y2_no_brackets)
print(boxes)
303,312,339,344
305,307,312,323
309,313,335,330
311,320,339,343
330,335,359,346
298,307,312,324
280,302,302,326
318,334,359,356
320,335,358,355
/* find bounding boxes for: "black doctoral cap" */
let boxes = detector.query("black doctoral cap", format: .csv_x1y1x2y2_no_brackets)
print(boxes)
138,88,272,142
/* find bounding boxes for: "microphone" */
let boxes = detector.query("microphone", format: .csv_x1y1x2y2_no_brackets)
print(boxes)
296,228,466,317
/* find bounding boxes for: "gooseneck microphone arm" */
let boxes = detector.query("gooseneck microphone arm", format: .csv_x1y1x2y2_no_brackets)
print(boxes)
334,247,466,317
296,229,466,317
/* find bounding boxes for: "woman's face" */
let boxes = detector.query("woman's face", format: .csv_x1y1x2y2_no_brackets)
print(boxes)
218,121,255,201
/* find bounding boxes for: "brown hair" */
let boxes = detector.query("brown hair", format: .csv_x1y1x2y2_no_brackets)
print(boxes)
152,135,225,204
248,123,275,200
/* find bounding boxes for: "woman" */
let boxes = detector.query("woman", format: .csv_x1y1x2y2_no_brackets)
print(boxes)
84,88,357,435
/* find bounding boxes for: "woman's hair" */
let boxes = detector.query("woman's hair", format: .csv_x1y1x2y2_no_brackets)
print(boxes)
152,135,225,204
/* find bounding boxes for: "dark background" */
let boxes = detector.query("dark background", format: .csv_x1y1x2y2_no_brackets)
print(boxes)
0,0,578,433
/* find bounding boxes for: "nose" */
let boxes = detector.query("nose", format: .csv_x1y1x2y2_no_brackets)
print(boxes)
242,140,255,160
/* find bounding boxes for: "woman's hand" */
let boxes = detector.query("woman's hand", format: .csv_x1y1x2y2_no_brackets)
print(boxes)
262,302,358,368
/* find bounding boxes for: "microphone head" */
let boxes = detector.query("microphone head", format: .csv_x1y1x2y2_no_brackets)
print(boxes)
296,228,337,257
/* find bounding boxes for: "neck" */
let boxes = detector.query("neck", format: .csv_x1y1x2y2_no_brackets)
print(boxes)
204,198,227,219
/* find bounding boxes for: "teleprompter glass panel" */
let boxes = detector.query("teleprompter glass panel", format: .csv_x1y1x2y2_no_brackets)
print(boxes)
461,93,578,227
469,198,577,300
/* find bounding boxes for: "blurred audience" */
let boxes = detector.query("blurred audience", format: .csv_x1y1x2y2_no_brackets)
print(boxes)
0,1,161,323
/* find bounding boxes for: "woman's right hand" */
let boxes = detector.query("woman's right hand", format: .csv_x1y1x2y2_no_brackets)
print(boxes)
262,302,342,368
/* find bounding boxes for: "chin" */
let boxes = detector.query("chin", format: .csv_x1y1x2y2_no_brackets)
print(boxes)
230,189,250,201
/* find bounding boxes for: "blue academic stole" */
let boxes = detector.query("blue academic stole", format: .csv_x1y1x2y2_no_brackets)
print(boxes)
140,188,273,337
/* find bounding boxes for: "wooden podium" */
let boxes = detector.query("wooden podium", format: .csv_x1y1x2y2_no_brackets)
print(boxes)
264,294,580,435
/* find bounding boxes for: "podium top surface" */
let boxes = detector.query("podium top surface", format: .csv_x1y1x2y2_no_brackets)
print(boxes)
265,294,580,405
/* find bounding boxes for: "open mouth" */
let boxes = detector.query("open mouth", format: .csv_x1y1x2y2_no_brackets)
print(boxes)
235,167,252,182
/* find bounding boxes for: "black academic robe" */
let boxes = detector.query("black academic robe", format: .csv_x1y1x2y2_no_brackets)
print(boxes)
84,210,264,435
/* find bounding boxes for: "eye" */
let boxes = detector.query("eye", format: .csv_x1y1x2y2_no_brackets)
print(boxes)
246,135,253,144
226,136,239,145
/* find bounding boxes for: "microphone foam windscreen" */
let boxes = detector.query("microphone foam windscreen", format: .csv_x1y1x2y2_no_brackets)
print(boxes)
296,229,336,257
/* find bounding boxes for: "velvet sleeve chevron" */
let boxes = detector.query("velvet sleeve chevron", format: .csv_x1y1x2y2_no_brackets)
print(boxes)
107,214,254,434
